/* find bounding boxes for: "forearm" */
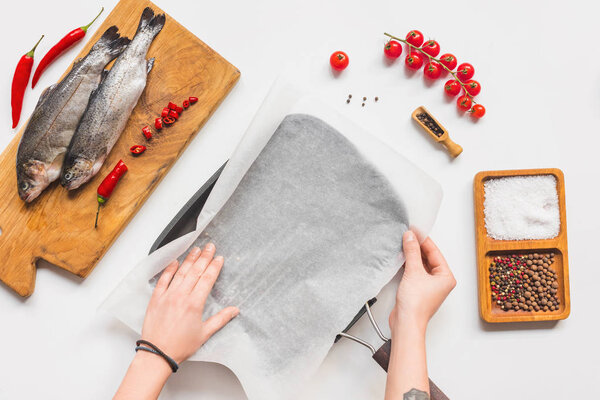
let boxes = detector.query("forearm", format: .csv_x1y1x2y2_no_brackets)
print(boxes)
385,319,429,400
114,351,172,400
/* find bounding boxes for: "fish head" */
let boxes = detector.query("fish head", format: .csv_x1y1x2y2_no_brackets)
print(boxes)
17,160,49,203
61,157,94,190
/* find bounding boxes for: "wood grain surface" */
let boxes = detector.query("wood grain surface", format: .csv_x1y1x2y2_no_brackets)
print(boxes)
473,168,570,323
0,0,240,296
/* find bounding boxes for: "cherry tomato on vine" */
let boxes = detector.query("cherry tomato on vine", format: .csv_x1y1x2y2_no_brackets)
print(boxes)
384,40,403,59
405,52,424,70
439,53,457,70
424,61,442,79
471,104,486,118
420,40,440,58
406,30,424,47
456,63,475,81
444,80,461,96
330,51,349,71
465,80,481,96
457,95,472,111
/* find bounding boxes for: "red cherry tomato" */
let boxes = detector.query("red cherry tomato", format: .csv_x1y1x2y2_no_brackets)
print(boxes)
406,30,424,47
471,104,486,118
457,63,475,82
439,53,457,70
330,51,349,71
465,80,481,96
420,40,440,58
457,95,472,111
444,80,461,96
405,53,424,70
384,40,402,59
423,61,442,79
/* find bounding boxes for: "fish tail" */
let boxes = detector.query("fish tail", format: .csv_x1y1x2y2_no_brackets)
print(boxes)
135,7,166,39
91,26,131,60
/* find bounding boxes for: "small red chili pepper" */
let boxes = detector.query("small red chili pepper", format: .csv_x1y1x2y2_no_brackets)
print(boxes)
175,105,183,114
95,159,128,228
182,100,190,108
11,35,44,128
189,96,198,104
154,117,163,130
162,116,175,125
142,125,152,140
161,107,169,118
168,101,178,110
32,8,104,88
168,109,179,120
130,145,146,155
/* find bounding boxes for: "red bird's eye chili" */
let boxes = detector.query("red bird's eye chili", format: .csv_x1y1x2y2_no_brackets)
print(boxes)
95,159,128,228
11,35,44,128
130,145,146,155
168,109,179,120
189,96,198,104
175,105,183,114
154,117,163,130
168,102,178,110
142,125,152,140
182,100,189,108
161,107,169,118
162,116,175,125
31,8,104,88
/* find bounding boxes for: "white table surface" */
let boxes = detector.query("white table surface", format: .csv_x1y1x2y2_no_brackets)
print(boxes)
1,0,599,399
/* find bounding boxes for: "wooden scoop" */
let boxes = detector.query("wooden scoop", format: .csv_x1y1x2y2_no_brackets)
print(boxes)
412,106,463,158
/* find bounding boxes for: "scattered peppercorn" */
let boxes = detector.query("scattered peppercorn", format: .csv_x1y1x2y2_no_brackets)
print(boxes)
489,252,560,313
346,99,350,104
361,103,365,107
348,94,352,99
362,96,367,101
375,97,379,102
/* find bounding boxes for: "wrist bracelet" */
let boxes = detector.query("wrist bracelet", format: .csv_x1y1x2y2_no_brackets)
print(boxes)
135,339,179,373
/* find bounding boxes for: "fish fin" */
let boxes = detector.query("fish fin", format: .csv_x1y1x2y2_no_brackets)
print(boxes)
146,58,155,74
91,25,131,61
35,83,57,107
135,7,166,39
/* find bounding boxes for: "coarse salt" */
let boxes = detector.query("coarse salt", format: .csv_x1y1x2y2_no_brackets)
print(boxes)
483,175,560,240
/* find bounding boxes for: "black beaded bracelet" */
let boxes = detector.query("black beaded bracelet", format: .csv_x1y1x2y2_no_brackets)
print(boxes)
135,339,179,373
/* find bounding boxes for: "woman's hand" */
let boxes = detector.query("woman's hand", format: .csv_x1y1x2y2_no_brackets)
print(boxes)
389,231,456,335
142,242,239,363
114,243,238,399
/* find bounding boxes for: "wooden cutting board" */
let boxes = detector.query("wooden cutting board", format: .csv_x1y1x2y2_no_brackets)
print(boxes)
0,0,240,297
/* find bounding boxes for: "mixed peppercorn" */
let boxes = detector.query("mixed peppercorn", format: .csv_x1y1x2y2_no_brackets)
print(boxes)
489,252,560,312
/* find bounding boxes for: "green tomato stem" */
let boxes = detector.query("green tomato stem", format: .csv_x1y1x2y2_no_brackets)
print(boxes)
384,32,477,106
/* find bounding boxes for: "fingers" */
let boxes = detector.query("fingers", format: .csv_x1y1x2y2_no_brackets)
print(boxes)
169,246,203,288
179,243,216,293
203,306,240,338
192,255,225,304
403,230,425,274
420,238,451,275
152,260,179,298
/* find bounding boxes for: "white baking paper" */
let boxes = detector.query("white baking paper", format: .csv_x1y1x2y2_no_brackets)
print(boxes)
102,80,443,400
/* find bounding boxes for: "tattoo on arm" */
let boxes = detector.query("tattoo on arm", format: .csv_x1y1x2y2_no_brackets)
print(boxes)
403,388,430,400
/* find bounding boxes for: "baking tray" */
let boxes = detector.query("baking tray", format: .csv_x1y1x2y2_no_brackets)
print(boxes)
473,168,570,323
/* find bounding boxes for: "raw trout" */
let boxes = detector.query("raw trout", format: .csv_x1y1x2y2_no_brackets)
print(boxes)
61,8,165,190
16,26,130,202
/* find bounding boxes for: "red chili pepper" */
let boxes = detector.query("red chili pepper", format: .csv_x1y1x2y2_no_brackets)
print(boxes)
175,105,183,114
32,8,104,89
142,125,152,140
130,145,146,155
182,100,190,108
95,159,128,228
154,117,163,130
189,96,198,104
161,107,169,118
162,116,175,125
168,109,179,120
168,101,178,110
11,35,44,128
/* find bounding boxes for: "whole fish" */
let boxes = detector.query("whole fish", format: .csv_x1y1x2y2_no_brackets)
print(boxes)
16,26,130,203
61,8,165,190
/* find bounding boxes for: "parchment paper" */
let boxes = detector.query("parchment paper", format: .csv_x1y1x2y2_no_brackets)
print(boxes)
102,81,442,400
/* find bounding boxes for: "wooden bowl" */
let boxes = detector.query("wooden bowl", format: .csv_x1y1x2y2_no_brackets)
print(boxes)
473,168,570,323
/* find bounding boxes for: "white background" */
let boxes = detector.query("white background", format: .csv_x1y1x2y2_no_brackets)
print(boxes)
1,0,599,399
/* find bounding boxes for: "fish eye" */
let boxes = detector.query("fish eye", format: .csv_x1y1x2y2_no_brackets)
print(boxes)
20,181,29,191
64,172,73,181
